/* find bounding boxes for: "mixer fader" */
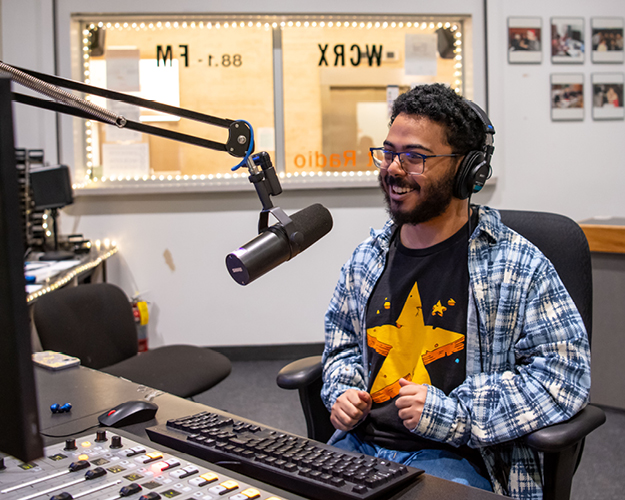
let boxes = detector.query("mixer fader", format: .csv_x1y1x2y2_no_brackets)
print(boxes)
0,431,298,500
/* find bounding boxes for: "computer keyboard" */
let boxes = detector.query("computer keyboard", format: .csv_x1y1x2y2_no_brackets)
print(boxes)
146,411,424,500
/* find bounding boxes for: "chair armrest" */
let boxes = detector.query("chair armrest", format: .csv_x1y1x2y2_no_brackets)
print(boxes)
276,355,323,390
523,404,606,453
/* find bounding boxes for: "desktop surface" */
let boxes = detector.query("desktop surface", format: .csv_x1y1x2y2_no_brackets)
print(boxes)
34,365,203,439
578,217,625,254
30,366,503,500
25,247,118,304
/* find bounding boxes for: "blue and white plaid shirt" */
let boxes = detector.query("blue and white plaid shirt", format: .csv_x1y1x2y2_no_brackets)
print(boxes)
322,206,590,500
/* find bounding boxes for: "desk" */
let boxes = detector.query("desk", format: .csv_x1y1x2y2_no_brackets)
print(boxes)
26,246,118,304
578,218,625,410
579,217,625,254
36,366,504,500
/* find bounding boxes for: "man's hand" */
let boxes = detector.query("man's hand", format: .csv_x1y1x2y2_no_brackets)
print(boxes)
395,378,428,431
330,389,372,431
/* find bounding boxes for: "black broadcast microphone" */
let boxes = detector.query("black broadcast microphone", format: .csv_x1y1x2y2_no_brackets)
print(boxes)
226,203,333,285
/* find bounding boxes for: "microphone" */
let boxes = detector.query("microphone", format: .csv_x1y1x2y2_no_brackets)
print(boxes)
226,203,333,285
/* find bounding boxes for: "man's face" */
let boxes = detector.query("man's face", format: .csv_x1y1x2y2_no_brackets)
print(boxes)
379,113,459,226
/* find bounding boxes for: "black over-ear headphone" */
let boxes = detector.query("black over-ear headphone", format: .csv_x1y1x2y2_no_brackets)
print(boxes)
453,100,496,200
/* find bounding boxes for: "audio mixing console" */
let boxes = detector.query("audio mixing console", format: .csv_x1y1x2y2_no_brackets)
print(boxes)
0,430,300,500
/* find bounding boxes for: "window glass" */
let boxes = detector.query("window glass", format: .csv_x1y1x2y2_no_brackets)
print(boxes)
73,16,467,192
78,19,274,184
281,18,464,178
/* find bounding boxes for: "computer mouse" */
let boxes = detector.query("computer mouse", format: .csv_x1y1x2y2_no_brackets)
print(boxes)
98,400,158,428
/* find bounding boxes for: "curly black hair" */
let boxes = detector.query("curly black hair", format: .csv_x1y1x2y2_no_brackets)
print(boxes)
390,84,486,155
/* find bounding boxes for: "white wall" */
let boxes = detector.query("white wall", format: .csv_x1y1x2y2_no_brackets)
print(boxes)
486,0,625,218
1,0,58,161
0,1,3,60
2,0,624,348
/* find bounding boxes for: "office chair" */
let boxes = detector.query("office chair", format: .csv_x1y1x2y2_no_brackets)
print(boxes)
33,282,231,399
277,209,606,500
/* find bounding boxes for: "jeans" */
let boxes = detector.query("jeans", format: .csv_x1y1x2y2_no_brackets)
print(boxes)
332,431,492,492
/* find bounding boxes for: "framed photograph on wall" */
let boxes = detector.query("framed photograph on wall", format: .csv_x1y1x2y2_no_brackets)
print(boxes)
551,73,584,121
591,17,624,63
508,17,542,63
592,73,624,120
551,17,585,63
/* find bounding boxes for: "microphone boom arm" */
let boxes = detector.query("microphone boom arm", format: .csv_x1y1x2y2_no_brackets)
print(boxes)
12,91,237,153
0,61,252,157
0,61,311,270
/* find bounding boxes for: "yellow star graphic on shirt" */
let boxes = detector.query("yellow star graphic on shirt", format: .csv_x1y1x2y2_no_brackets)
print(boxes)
367,282,464,403
432,300,447,317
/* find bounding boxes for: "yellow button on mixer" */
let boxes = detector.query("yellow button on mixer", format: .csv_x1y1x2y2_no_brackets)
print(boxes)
209,479,239,495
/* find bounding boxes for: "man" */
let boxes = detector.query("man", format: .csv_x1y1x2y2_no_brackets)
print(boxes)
321,84,590,499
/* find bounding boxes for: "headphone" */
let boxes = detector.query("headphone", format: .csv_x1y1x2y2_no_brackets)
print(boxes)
453,100,496,200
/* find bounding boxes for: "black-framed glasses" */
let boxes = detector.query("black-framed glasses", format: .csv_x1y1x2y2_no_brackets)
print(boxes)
369,147,459,176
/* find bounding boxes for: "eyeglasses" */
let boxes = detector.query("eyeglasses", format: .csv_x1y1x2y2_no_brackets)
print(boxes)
369,147,459,176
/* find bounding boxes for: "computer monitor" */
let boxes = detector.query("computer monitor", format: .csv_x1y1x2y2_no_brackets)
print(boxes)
0,75,44,461
30,164,73,210
29,163,75,261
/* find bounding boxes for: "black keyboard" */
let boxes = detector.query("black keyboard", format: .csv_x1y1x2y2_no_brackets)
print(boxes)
146,411,424,500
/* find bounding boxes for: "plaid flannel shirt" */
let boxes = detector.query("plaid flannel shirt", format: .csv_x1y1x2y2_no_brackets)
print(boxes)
322,206,591,500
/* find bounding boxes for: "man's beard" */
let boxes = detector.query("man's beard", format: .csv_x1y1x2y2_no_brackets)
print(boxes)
379,166,456,226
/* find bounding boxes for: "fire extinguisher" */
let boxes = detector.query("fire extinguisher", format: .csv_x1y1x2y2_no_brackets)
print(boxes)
131,298,149,352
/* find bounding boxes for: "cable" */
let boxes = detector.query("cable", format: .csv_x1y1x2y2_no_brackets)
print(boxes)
40,424,100,439
467,198,485,373
467,197,474,240
52,0,62,164
483,0,490,114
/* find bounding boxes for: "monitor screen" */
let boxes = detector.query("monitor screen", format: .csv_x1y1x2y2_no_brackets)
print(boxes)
0,75,44,462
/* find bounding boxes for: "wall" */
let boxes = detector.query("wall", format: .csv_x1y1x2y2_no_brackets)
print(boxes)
2,0,623,349
1,0,58,162
0,1,3,60
487,0,625,218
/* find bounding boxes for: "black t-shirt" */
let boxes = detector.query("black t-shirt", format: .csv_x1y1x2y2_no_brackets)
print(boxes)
359,218,477,460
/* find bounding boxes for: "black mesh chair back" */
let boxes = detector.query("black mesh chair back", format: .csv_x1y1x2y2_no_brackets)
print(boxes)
499,209,593,340
34,282,138,369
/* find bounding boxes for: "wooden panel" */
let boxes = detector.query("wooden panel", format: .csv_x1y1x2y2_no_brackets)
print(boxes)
579,223,625,254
